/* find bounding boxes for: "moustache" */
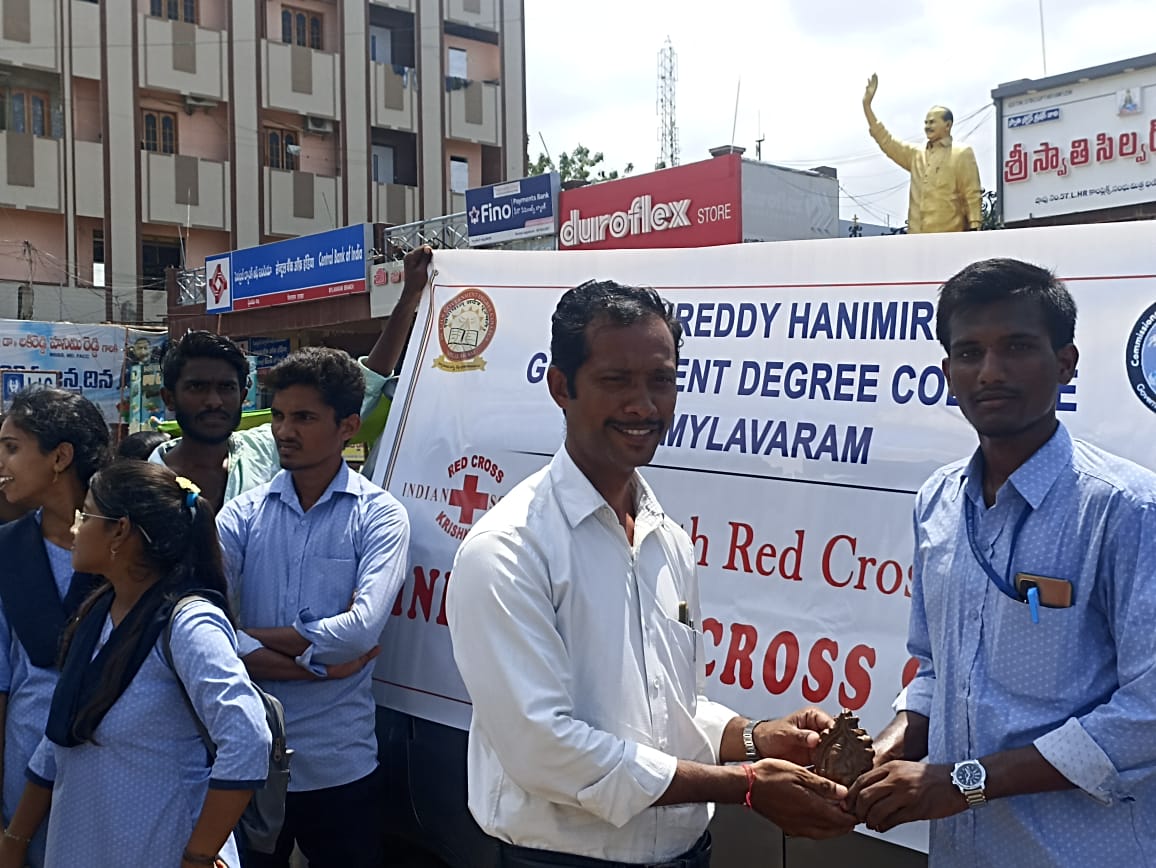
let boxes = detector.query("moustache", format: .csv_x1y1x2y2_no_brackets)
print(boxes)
973,388,1018,401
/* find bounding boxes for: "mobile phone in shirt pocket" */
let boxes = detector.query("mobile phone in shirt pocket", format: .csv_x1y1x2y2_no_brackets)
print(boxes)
1013,572,1073,608
303,555,358,616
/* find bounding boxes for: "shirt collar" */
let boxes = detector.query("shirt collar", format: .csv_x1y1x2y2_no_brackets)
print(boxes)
549,447,663,530
926,135,953,150
267,461,359,513
960,422,1073,509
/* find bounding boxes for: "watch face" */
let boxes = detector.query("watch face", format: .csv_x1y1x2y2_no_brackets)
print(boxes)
955,762,984,788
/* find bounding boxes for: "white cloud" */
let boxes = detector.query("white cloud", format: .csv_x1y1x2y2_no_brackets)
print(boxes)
525,0,1156,227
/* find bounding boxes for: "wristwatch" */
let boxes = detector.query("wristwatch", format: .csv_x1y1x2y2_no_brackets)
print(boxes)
951,759,988,807
742,719,771,761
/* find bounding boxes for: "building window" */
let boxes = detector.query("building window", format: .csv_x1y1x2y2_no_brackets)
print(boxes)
93,230,105,288
141,237,182,291
282,6,322,50
447,47,468,80
2,89,50,137
141,109,178,154
370,26,392,64
372,144,395,184
150,0,197,23
266,127,299,171
450,156,469,193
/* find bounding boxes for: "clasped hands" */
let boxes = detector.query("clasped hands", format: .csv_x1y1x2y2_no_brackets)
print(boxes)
845,759,968,833
748,709,966,838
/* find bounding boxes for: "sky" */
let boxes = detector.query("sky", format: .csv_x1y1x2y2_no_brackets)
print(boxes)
524,0,1156,229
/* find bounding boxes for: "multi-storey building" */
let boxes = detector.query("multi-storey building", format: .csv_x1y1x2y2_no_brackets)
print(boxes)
0,0,526,324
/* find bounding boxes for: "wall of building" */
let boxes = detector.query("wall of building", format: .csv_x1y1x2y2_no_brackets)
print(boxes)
0,214,68,282
0,0,527,326
444,34,501,81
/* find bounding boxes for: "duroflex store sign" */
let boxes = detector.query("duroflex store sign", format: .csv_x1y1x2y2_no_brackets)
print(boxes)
558,154,742,250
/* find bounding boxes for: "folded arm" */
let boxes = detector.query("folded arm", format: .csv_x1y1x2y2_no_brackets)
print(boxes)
293,497,409,673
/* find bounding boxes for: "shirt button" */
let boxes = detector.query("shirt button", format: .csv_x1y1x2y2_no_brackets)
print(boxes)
652,677,661,691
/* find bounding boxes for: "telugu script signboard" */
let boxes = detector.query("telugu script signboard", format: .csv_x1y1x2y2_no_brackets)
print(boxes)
996,62,1156,222
205,224,372,313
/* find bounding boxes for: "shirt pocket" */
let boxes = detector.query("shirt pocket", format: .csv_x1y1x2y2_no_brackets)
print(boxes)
984,590,1084,701
659,616,698,709
300,556,359,619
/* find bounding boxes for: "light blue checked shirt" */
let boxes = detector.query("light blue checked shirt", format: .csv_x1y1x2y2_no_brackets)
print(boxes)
217,463,410,792
900,423,1156,867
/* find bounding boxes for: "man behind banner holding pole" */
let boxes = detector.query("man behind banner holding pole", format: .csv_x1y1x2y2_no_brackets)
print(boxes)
447,280,856,867
849,258,1156,864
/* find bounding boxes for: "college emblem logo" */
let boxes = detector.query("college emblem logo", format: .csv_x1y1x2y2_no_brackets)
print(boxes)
433,289,497,373
1126,301,1156,415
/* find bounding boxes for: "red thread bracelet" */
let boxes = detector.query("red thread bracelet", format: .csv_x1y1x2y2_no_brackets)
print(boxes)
742,762,755,809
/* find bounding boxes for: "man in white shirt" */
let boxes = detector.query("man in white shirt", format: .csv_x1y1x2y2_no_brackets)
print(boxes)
447,280,856,867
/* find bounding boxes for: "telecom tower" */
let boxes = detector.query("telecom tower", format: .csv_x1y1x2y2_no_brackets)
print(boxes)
657,37,679,168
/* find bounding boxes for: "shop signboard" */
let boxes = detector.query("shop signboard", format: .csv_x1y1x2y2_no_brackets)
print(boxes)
996,59,1156,222
465,173,560,247
206,224,373,313
558,155,743,250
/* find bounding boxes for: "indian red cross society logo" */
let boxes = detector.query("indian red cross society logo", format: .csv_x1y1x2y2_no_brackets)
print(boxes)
399,454,506,541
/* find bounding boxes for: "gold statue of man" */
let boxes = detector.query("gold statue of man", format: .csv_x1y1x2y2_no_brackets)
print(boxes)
862,73,982,233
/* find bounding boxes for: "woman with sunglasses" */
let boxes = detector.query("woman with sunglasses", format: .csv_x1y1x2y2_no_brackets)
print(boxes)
0,461,270,868
0,388,110,866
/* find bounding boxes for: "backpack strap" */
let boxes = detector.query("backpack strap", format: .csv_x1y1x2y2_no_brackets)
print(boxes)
163,594,218,761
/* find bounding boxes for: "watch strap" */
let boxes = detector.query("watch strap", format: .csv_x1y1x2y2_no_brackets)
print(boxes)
962,788,987,807
742,719,771,761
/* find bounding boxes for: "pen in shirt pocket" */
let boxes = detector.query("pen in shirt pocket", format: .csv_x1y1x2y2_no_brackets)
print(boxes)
678,600,694,629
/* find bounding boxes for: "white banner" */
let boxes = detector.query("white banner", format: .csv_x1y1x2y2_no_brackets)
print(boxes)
369,223,1156,850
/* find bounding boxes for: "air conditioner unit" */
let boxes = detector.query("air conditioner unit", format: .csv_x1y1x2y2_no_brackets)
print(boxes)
304,116,334,134
183,94,219,115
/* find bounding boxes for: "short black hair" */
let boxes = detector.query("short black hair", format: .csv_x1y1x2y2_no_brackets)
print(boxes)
266,347,364,421
5,388,111,486
161,331,249,392
116,430,170,460
936,257,1077,352
550,280,683,397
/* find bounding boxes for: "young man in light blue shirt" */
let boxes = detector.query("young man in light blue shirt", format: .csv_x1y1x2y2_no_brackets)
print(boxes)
217,347,410,868
849,258,1156,865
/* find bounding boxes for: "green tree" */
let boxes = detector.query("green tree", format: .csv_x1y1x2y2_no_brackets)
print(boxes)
528,144,633,183
980,189,1003,230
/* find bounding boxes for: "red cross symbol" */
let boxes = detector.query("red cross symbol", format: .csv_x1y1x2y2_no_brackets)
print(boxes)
449,473,490,525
